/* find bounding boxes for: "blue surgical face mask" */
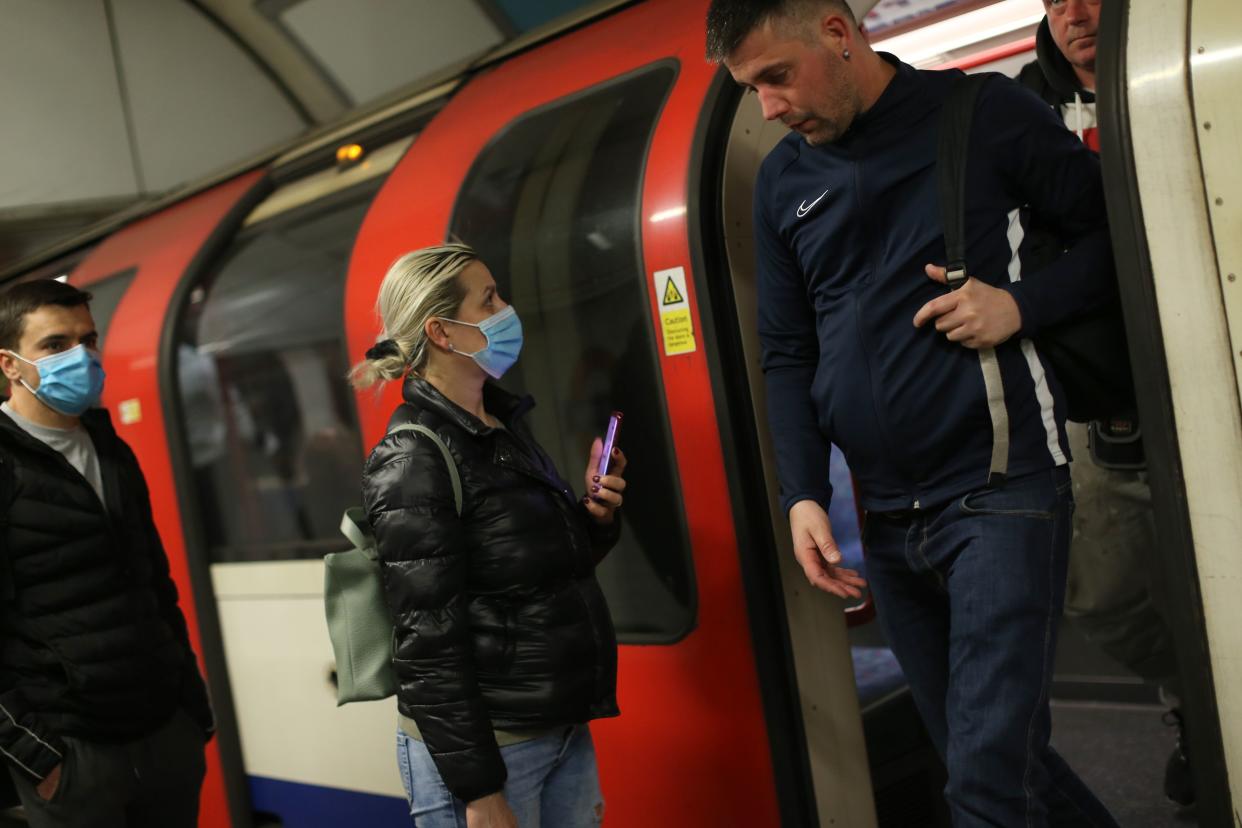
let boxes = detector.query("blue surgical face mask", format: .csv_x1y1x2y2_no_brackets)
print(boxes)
441,305,523,379
5,344,106,416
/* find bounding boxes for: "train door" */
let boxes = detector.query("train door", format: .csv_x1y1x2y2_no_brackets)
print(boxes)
158,137,424,827
1099,0,1241,822
67,171,269,828
343,2,876,825
709,72,956,827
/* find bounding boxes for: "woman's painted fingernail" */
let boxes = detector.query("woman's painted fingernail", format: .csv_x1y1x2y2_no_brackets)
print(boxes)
611,447,620,456
592,475,600,483
591,485,600,493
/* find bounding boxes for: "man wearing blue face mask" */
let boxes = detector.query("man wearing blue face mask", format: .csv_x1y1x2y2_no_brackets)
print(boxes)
0,280,213,828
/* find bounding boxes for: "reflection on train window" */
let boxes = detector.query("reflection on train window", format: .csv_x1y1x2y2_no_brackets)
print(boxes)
450,65,691,642
83,268,138,351
176,183,378,563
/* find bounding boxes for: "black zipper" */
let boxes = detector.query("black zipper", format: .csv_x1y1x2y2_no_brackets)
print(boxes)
851,156,920,508
492,431,576,505
491,427,607,698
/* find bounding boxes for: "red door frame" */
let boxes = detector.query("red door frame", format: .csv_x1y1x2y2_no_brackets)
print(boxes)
71,171,267,828
345,3,783,825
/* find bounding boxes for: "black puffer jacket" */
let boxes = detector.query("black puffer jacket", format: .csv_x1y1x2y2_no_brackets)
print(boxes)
0,408,213,784
362,376,620,803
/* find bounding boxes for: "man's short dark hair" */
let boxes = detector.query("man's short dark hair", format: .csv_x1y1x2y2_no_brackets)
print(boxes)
0,280,93,352
706,0,857,63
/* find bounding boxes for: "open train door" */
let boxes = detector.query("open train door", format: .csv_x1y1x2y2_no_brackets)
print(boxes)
344,1,880,825
68,171,270,828
1098,0,1241,823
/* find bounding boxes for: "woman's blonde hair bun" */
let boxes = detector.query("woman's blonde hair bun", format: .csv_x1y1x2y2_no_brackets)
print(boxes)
349,243,477,390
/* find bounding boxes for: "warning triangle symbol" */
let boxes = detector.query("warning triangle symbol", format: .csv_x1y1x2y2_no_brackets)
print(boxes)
662,278,685,306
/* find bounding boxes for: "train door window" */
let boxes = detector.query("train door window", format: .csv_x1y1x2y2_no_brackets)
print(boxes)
83,268,138,352
449,65,693,642
174,173,385,564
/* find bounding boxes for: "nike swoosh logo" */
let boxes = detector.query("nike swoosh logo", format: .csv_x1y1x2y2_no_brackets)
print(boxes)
796,189,830,218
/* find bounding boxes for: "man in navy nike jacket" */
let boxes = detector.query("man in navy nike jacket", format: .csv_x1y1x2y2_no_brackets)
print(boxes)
708,1,1120,825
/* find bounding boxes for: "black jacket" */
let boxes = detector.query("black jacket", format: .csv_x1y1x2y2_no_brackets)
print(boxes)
756,57,1111,512
362,376,620,803
0,408,213,784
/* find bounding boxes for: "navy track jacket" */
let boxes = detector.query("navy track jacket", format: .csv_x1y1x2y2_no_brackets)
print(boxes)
756,57,1115,514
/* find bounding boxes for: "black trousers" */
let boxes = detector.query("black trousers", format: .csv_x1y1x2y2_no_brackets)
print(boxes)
6,709,206,828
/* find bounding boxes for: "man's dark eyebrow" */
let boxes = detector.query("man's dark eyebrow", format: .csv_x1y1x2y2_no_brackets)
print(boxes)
35,334,69,349
754,62,789,84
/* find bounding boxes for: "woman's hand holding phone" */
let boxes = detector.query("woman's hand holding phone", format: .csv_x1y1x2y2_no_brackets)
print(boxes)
583,418,626,525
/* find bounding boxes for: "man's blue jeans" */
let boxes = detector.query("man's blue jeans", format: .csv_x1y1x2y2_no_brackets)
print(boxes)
395,725,604,827
864,467,1119,827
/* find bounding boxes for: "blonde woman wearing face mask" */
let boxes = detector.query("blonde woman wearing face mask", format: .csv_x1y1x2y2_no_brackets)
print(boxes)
352,244,626,828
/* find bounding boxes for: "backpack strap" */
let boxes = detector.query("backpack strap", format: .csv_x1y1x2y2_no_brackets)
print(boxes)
937,72,1010,486
339,507,377,560
338,424,463,560
387,423,463,516
937,72,995,289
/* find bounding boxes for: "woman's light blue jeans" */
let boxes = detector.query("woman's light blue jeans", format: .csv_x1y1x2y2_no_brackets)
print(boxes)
395,725,605,827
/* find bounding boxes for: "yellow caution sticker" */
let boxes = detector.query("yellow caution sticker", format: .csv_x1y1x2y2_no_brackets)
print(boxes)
118,398,142,425
653,267,697,356
662,277,685,306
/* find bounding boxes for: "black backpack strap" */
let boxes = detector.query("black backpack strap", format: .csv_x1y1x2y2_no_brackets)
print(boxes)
937,72,1011,486
937,72,996,289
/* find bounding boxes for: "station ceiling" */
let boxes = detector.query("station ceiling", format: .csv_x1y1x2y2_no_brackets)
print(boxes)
2,0,977,278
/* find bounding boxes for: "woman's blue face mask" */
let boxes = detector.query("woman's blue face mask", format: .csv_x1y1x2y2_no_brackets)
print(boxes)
5,344,106,416
441,305,523,379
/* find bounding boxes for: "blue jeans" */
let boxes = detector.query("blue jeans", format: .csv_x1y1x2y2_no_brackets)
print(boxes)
864,467,1118,827
395,725,604,827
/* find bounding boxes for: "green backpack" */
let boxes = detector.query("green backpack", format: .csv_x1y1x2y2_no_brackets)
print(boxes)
324,423,461,705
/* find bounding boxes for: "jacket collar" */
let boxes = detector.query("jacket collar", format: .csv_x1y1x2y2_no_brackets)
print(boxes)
0,404,115,454
0,406,121,515
835,54,930,149
79,407,119,445
1034,17,1095,103
400,374,535,437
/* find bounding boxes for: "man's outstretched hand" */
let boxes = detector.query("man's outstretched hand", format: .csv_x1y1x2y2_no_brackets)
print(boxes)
788,500,867,599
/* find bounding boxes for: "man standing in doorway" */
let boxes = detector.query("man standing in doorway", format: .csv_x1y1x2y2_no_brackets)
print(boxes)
707,0,1120,823
0,280,213,827
1018,0,1195,808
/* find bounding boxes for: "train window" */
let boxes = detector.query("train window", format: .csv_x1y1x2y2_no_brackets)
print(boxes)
450,65,692,642
83,268,138,352
174,180,379,564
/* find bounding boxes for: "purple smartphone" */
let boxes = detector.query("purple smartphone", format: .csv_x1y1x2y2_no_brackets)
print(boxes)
597,411,623,476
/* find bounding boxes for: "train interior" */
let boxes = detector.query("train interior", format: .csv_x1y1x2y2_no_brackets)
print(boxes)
2,1,1239,826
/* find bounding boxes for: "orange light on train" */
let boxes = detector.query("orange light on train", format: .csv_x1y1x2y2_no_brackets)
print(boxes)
336,143,364,166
